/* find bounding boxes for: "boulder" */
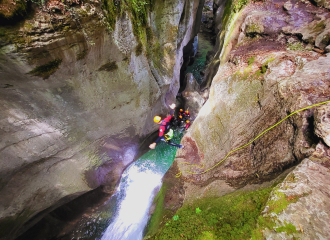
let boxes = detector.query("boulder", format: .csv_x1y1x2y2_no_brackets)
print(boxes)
314,104,330,147
261,158,330,239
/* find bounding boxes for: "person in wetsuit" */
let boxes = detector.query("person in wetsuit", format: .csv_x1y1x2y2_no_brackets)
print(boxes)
149,103,184,149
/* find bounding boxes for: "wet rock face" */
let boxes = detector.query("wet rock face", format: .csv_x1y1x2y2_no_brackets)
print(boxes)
181,73,205,119
165,0,330,220
0,0,203,238
260,158,330,239
314,105,330,147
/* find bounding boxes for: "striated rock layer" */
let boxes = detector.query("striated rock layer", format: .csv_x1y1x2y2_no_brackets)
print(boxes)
158,0,330,237
0,0,204,238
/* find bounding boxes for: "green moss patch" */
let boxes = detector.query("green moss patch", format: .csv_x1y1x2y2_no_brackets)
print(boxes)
150,187,273,239
260,57,274,73
248,55,255,65
145,185,169,237
267,189,301,214
28,59,62,79
287,42,305,51
102,0,149,41
233,0,248,13
98,61,118,71
276,222,298,234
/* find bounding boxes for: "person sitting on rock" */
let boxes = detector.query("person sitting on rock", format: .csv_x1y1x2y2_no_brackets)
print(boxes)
149,103,184,149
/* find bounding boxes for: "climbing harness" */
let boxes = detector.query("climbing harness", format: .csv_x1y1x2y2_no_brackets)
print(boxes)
176,99,330,178
164,129,174,141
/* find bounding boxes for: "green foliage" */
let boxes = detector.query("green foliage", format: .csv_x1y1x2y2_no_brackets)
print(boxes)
173,215,179,221
248,56,255,65
233,0,248,13
98,61,118,71
29,59,62,79
101,0,119,30
221,0,233,30
196,207,202,214
287,42,305,51
102,0,149,40
276,223,298,234
152,187,273,240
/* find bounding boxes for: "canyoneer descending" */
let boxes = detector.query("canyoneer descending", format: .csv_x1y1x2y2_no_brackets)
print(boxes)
149,103,184,149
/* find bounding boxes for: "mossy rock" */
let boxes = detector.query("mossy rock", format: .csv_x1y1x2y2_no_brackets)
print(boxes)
287,42,305,51
102,0,149,41
149,187,274,239
28,59,62,79
311,20,326,34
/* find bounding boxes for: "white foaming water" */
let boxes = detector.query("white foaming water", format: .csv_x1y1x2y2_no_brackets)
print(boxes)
101,163,163,240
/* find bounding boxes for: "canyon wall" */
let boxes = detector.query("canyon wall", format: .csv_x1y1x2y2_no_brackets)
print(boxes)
0,0,204,238
156,0,330,238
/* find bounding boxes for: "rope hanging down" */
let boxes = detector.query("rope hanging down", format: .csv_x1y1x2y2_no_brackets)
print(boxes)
176,99,330,178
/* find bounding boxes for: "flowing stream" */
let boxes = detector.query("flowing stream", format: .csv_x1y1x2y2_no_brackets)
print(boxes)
68,131,183,240
184,32,214,84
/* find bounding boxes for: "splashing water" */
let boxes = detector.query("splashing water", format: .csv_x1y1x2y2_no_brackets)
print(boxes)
100,164,162,240
65,131,182,240
100,132,182,240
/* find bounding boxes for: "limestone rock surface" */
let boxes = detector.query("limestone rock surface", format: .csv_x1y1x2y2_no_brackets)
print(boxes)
181,73,205,119
0,0,204,238
159,0,330,235
261,158,330,239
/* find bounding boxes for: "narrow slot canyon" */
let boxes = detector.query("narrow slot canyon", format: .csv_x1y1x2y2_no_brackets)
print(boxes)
1,0,330,239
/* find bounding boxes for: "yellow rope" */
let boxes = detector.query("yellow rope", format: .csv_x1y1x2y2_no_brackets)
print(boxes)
176,100,330,178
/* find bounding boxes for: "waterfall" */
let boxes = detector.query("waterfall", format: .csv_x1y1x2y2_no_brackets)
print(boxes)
100,163,163,240
97,131,182,240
